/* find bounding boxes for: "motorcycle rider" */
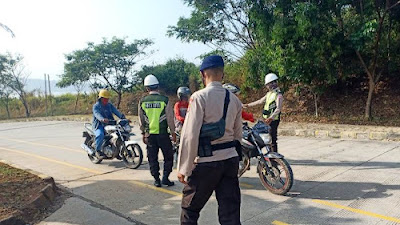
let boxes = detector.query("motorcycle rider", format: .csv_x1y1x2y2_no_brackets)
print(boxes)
174,86,191,132
173,87,191,164
223,83,255,122
138,74,176,187
92,89,125,158
244,73,283,152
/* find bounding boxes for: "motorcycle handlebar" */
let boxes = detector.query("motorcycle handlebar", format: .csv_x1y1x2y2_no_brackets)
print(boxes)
102,119,130,125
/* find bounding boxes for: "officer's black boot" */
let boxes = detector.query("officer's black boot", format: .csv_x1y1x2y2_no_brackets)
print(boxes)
153,177,161,187
161,173,175,186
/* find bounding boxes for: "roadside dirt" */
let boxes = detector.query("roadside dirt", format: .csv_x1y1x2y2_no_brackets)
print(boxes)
0,162,67,224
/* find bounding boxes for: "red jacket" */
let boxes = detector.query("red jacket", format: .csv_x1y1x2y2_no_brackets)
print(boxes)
174,101,189,123
242,111,254,122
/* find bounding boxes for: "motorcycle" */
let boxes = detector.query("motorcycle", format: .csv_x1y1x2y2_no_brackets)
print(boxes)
172,131,181,165
81,119,143,169
238,121,293,195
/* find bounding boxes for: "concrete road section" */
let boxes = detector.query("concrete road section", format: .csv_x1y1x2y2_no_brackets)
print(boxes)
0,121,399,225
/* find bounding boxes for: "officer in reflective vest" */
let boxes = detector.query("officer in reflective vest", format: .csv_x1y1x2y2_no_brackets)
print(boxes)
138,74,176,187
244,73,283,152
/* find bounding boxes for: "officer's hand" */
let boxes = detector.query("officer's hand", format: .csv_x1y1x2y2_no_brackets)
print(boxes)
242,104,248,108
102,118,109,124
172,133,177,143
142,135,148,145
177,173,187,185
265,118,273,125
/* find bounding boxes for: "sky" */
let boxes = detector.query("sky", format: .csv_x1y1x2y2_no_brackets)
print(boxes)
0,0,213,80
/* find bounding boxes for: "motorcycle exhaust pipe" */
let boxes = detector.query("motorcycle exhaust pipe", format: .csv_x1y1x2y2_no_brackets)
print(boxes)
81,143,94,155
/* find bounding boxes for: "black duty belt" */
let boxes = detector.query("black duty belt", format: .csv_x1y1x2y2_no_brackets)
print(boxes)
211,141,237,151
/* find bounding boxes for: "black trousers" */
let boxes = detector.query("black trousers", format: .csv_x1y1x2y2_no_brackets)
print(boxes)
146,134,174,178
181,157,241,225
270,120,280,152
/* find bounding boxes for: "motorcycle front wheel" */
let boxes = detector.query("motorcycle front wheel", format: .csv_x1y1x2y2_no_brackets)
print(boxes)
121,144,143,169
238,153,250,178
257,158,293,195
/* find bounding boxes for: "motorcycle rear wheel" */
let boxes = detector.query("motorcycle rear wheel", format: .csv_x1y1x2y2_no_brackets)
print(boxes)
121,144,143,169
257,158,293,195
86,139,103,164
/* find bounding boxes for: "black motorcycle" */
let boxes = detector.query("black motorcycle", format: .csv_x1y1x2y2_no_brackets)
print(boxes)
81,119,143,169
172,131,181,165
238,121,293,195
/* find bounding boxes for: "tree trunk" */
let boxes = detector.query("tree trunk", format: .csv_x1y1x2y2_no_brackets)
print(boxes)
5,99,11,119
74,92,80,114
313,92,319,118
21,96,30,118
365,79,375,120
116,92,122,109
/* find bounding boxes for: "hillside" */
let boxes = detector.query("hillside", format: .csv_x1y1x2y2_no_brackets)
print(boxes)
240,76,400,127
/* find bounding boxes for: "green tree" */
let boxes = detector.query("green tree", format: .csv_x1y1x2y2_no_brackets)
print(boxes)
0,54,30,117
61,37,153,108
0,85,13,119
136,58,198,94
167,0,255,58
341,0,400,119
245,1,343,116
169,0,400,120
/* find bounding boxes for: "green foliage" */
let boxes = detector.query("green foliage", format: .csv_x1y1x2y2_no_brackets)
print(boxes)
0,54,26,93
0,53,30,117
136,58,198,94
60,37,154,108
167,0,255,57
197,49,231,62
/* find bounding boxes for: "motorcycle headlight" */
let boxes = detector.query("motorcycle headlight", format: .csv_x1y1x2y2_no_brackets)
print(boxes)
259,133,271,145
123,124,132,133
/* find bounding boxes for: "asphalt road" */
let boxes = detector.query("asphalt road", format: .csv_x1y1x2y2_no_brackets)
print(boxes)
0,121,399,225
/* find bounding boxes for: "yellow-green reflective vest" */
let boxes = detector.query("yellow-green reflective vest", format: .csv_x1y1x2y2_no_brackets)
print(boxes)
263,91,280,120
140,94,169,134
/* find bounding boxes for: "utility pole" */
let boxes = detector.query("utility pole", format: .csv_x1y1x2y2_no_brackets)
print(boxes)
44,74,48,116
48,74,53,116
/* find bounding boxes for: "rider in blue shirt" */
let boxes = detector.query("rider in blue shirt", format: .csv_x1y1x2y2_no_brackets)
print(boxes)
92,89,125,158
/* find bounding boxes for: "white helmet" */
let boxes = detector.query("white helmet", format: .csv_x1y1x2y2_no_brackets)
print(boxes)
144,74,159,87
264,73,278,85
177,87,191,99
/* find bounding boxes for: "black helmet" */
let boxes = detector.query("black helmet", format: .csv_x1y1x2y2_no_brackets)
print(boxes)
177,87,191,99
222,83,240,94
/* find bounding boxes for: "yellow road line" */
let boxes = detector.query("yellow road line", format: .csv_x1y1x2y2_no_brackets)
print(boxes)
0,146,102,174
0,144,254,200
272,220,290,225
313,199,400,223
130,180,182,196
240,182,254,188
0,137,83,153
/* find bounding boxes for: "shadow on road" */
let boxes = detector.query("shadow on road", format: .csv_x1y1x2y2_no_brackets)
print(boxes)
42,178,368,225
